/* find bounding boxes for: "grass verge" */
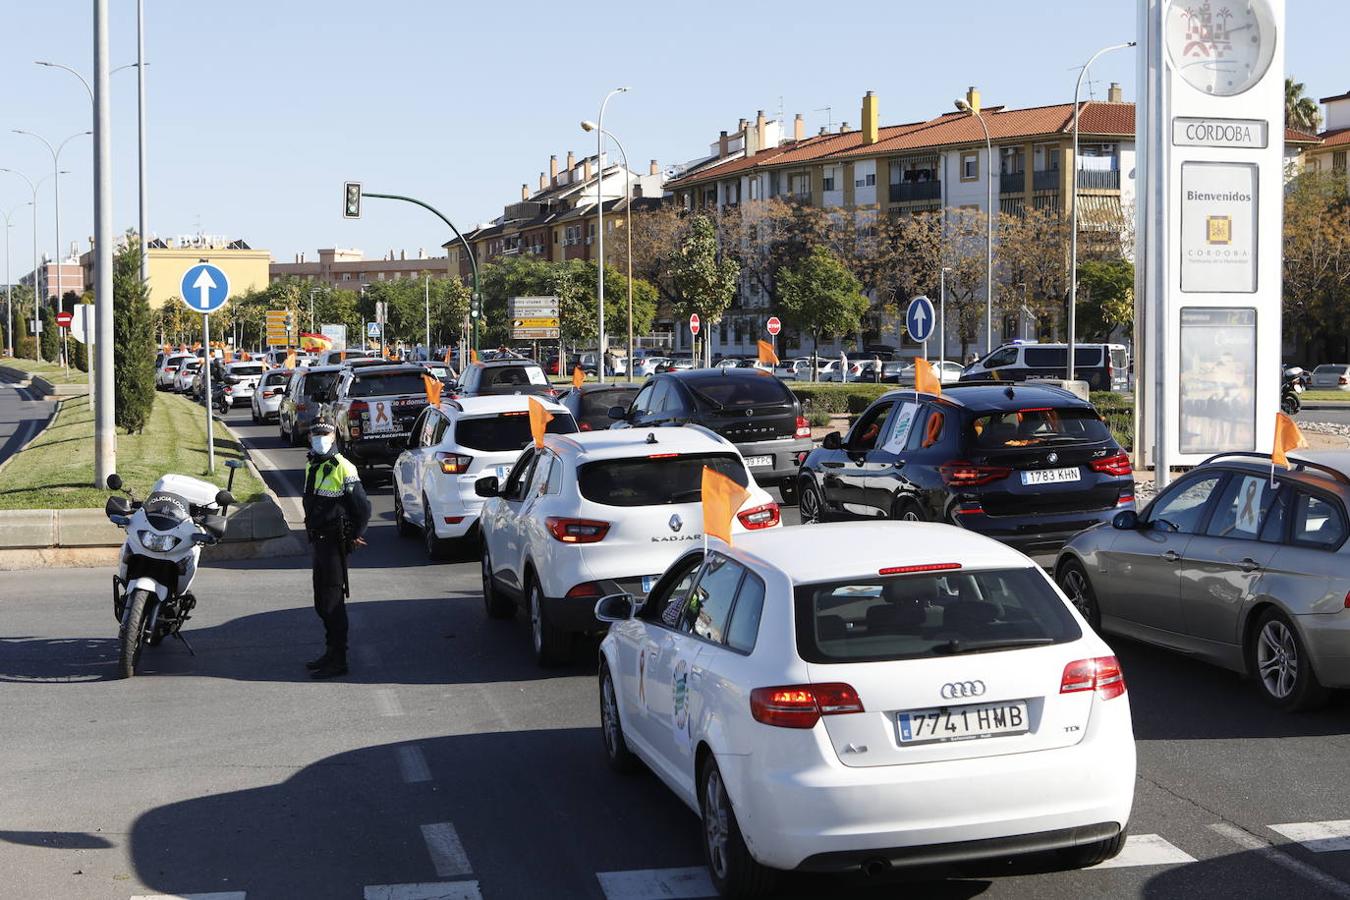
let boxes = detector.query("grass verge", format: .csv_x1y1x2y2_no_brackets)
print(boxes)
1302,390,1350,402
0,356,89,386
0,391,265,510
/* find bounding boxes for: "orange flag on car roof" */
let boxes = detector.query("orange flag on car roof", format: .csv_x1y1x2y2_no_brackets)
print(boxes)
443,346,453,365
284,349,297,370
422,374,443,407
1271,412,1308,469
701,466,750,547
914,357,942,397
470,348,480,364
572,366,585,389
223,347,234,363
757,339,779,366
528,396,553,449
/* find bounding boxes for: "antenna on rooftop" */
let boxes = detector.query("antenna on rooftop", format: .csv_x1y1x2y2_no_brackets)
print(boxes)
814,106,833,130
1068,64,1106,101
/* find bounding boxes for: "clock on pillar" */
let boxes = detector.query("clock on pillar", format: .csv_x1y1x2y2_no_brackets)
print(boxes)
1165,0,1278,97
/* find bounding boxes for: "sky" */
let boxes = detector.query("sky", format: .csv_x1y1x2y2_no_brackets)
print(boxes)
0,0,1343,277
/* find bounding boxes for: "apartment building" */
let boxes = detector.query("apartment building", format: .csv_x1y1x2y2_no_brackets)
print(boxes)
75,233,272,309
1303,89,1350,177
269,247,449,289
20,257,85,301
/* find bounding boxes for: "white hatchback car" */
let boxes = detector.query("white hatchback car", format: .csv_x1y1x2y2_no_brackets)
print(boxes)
595,521,1135,896
219,361,266,408
250,369,293,424
172,358,203,393
478,426,781,665
157,353,195,390
393,396,577,560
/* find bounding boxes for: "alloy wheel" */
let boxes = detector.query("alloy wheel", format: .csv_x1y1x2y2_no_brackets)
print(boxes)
1063,569,1091,618
703,768,730,879
799,481,821,524
531,585,544,656
601,671,621,758
1257,619,1299,699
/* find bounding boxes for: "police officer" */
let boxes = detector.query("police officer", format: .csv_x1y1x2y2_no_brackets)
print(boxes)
301,422,371,679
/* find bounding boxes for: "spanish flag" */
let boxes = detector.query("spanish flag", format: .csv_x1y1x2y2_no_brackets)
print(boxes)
701,466,750,547
528,396,553,449
299,332,333,353
914,358,942,397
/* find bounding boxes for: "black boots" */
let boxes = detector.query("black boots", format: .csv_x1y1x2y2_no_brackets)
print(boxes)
304,651,332,671
310,653,349,679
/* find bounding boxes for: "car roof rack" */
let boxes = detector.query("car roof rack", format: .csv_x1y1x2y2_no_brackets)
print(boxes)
1199,451,1350,485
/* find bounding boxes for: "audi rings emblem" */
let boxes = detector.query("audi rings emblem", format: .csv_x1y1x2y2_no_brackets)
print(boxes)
940,680,986,699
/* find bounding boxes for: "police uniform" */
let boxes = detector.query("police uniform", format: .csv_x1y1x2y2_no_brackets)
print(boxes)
301,424,372,678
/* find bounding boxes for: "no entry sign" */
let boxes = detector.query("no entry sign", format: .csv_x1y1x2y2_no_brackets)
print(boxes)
56,311,73,329
689,314,700,336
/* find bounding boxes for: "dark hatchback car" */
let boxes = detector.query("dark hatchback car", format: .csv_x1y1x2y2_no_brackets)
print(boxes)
454,359,558,399
797,383,1135,553
557,382,641,431
610,369,814,504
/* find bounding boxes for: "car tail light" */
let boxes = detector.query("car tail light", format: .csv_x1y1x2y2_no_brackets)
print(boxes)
579,422,592,431
795,415,811,439
737,503,780,529
1344,591,1350,609
939,460,1011,488
443,516,465,525
878,563,961,575
750,683,864,729
546,517,610,544
1117,493,1135,506
1090,452,1133,477
565,581,603,599
1060,656,1126,701
1341,376,1349,386
165,366,177,374
223,386,233,394
436,452,473,474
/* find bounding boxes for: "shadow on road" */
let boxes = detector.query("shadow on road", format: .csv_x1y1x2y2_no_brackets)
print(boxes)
0,830,114,850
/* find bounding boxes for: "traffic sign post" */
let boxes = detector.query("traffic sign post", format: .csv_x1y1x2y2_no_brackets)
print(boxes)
179,264,230,475
508,296,560,341
689,314,701,368
766,315,781,357
906,295,935,361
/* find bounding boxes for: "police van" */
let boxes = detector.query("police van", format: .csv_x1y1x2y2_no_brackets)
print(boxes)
960,342,1129,392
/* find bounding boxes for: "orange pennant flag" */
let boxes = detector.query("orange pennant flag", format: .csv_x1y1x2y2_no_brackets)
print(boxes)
914,357,942,396
572,366,585,389
422,373,443,407
701,466,751,547
162,343,170,355
443,346,453,365
240,351,251,361
1272,412,1309,469
757,339,779,366
284,349,297,370
339,350,347,362
223,347,234,363
528,396,553,449
470,349,480,364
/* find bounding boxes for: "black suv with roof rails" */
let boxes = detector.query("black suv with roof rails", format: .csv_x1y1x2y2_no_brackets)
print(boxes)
797,382,1135,552
608,368,814,504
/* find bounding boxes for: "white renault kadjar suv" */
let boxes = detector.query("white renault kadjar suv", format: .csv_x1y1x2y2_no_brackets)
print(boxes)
393,396,577,560
477,426,781,665
594,521,1135,897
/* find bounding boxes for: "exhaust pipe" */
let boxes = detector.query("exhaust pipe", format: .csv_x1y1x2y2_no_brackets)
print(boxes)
861,858,892,878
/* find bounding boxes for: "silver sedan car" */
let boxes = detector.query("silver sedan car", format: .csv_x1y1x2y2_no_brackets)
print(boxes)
1055,450,1350,711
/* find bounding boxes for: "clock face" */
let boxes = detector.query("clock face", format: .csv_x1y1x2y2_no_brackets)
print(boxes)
1166,0,1277,97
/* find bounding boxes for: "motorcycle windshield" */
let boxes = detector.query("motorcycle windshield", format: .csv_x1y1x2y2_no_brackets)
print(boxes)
142,492,191,532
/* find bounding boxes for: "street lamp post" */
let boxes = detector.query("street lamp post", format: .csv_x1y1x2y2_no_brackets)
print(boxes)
593,87,629,384
581,119,635,378
14,129,91,370
1069,40,1136,383
94,0,116,486
2,204,29,358
954,97,994,356
0,168,64,362
309,288,318,332
939,266,951,372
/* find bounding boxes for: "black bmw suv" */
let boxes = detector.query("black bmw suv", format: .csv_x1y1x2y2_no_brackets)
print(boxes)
610,369,814,503
797,383,1135,552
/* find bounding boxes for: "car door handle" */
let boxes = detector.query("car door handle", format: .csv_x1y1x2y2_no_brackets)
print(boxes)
1239,558,1261,573
1162,550,1180,562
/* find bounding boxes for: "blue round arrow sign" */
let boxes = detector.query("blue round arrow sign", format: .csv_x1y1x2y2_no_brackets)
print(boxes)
180,263,230,314
906,295,935,343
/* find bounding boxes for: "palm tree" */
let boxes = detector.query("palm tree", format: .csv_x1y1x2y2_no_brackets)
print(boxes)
1286,77,1323,133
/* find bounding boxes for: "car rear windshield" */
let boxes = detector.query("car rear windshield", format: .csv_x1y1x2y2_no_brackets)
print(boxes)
454,412,577,451
228,364,264,376
578,388,638,418
262,372,290,386
687,375,792,409
348,372,428,398
795,568,1080,663
970,407,1110,448
481,366,548,388
1316,365,1348,375
577,452,748,507
302,372,339,399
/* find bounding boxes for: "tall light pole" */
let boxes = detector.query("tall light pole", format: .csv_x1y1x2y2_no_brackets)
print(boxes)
955,97,994,356
593,86,629,384
581,119,635,377
1,168,64,362
2,204,29,357
939,265,951,372
1069,40,1135,383
14,129,91,369
94,0,117,486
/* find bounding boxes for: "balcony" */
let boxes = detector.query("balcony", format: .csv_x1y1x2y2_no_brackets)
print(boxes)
1033,169,1062,192
1000,173,1025,195
1076,169,1120,190
888,180,941,203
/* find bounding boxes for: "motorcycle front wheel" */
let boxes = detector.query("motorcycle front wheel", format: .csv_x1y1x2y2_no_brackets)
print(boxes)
118,588,154,678
1281,393,1300,416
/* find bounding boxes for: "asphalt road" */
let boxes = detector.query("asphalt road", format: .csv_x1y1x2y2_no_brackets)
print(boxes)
1301,405,1350,427
3,401,1350,899
0,370,54,466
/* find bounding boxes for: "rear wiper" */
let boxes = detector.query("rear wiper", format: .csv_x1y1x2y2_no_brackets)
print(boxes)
932,637,1054,655
668,488,703,501
685,385,727,410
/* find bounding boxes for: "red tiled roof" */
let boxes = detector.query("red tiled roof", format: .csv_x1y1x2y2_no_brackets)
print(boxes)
1316,127,1350,149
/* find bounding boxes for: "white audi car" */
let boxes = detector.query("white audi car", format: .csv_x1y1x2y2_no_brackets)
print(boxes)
250,369,293,424
595,522,1135,896
393,396,577,560
478,426,780,665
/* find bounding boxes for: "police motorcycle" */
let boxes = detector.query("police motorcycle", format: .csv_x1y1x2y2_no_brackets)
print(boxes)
1282,365,1306,416
103,460,242,678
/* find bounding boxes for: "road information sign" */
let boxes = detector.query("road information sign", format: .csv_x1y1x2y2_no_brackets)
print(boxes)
266,310,292,347
509,296,560,339
179,264,230,314
70,306,93,344
906,295,935,343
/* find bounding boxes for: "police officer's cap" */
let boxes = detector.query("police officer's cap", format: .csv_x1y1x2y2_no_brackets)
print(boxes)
310,422,336,436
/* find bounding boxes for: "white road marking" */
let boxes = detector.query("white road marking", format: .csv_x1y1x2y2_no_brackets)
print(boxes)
1090,833,1196,868
421,823,472,878
397,744,432,783
375,688,405,717
239,440,305,523
1271,820,1350,853
364,883,482,900
131,893,247,900
596,867,716,900
1210,822,1350,898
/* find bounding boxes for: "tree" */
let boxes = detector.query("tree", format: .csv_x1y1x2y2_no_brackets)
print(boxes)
549,260,658,349
1075,258,1135,341
1285,77,1323,133
477,255,555,347
776,246,870,378
1283,170,1350,361
995,205,1070,340
113,236,156,433
667,214,740,359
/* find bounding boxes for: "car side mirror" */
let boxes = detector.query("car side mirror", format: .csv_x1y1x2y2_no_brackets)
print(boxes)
1111,509,1139,530
594,592,641,623
106,474,123,491
608,405,627,420
474,476,500,498
822,431,842,451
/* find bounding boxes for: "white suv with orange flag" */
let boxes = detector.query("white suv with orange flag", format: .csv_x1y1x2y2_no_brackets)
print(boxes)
476,426,780,665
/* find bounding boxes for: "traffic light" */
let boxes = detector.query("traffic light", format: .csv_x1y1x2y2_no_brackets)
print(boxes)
343,182,362,219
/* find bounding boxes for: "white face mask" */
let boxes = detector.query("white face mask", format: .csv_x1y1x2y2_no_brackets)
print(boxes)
311,434,335,456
